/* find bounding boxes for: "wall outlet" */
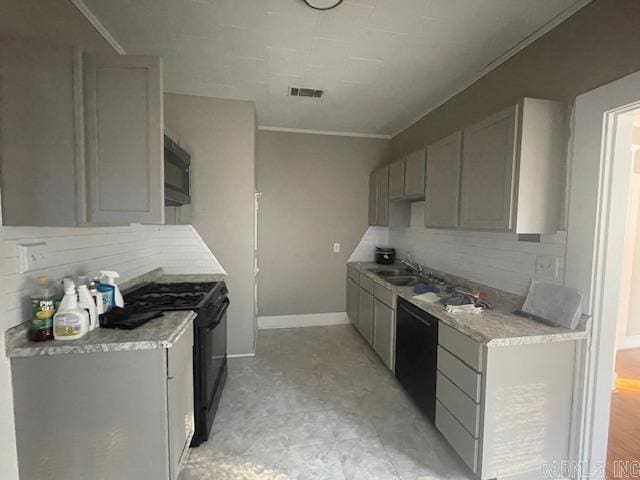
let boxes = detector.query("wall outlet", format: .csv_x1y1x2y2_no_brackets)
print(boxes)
333,242,341,253
18,242,48,273
535,255,559,279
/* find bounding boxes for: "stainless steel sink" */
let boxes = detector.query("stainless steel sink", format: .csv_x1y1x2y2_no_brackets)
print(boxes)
369,268,406,277
385,276,421,286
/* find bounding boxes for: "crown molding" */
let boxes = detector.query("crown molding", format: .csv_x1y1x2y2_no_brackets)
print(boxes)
70,0,126,54
389,0,593,139
257,125,391,139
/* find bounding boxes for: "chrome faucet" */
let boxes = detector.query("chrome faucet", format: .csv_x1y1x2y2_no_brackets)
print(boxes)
401,253,423,275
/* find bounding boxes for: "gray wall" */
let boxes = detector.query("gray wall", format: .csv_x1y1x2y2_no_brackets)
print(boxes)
164,94,256,355
392,0,640,157
256,130,389,317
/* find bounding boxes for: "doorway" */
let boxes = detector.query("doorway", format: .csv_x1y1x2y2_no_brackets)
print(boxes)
565,71,640,477
604,117,640,478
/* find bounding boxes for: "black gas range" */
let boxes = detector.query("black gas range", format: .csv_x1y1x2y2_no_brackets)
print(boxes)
124,281,228,447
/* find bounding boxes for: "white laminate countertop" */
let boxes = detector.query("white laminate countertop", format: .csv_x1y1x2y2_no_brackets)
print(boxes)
5,270,228,358
348,262,589,347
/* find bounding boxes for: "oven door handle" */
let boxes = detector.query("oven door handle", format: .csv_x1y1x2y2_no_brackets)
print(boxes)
206,298,230,330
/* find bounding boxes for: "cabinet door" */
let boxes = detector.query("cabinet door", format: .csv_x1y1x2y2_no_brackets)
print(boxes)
373,299,394,370
358,288,374,344
368,170,378,226
167,328,194,480
404,149,426,198
376,166,389,226
459,106,517,231
0,39,82,226
388,160,405,200
346,277,359,326
84,54,164,224
425,131,462,228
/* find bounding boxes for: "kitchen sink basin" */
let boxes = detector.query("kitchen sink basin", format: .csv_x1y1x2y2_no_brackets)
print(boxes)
385,276,421,286
369,268,407,277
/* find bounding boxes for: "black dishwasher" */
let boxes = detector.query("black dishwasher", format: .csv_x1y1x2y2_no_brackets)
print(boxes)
395,297,439,423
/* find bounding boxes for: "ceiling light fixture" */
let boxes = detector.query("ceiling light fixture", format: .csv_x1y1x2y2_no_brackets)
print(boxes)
302,0,344,10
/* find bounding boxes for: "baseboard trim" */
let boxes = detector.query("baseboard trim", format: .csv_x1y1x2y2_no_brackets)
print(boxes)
227,353,256,358
257,312,349,329
619,335,640,350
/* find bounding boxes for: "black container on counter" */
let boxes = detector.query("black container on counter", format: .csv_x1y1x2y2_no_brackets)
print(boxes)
375,247,396,265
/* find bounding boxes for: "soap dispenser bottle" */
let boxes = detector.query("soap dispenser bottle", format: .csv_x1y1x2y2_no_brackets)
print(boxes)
53,279,90,340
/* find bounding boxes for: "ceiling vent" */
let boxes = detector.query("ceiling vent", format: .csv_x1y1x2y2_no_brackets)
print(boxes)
288,86,324,98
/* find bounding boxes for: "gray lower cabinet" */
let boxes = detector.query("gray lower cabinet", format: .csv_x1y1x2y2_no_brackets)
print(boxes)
346,276,359,326
357,287,374,343
0,37,165,227
435,322,577,479
10,329,194,480
373,298,394,370
425,131,462,228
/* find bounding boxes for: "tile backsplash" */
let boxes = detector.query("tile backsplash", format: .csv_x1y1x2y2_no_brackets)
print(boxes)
388,202,566,296
1,224,225,332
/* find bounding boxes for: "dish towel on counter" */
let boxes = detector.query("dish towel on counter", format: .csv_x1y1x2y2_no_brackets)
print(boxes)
412,292,441,303
445,304,483,314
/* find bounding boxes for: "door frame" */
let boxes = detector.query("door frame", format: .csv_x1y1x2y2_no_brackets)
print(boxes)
565,69,640,474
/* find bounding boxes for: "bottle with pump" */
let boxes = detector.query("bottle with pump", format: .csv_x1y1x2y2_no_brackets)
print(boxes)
78,284,99,331
53,278,90,340
97,270,124,310
89,280,105,324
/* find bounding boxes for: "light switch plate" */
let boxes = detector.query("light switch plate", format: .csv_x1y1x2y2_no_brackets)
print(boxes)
333,242,341,253
18,242,48,273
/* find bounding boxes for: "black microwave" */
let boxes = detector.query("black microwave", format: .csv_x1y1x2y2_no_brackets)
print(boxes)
164,134,191,206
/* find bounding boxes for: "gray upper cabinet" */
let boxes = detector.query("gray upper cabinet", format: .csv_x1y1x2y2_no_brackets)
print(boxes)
368,171,378,226
425,131,462,228
0,38,82,227
376,166,389,226
84,54,164,225
459,99,565,233
459,105,517,231
0,37,164,227
388,160,405,200
403,149,426,199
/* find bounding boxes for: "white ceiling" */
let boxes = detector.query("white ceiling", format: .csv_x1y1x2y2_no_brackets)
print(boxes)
81,0,584,136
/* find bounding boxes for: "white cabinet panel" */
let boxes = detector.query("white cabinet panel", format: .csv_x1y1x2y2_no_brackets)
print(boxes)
388,159,405,200
358,287,374,344
346,277,359,326
403,149,426,198
459,105,517,231
167,328,194,480
425,131,462,228
84,54,164,224
373,299,394,370
376,166,389,226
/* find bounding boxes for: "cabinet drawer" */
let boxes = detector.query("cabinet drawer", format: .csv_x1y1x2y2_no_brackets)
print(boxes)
437,346,482,402
436,400,479,473
347,266,360,282
359,274,375,293
439,322,483,372
168,326,194,380
374,283,394,308
436,372,480,437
